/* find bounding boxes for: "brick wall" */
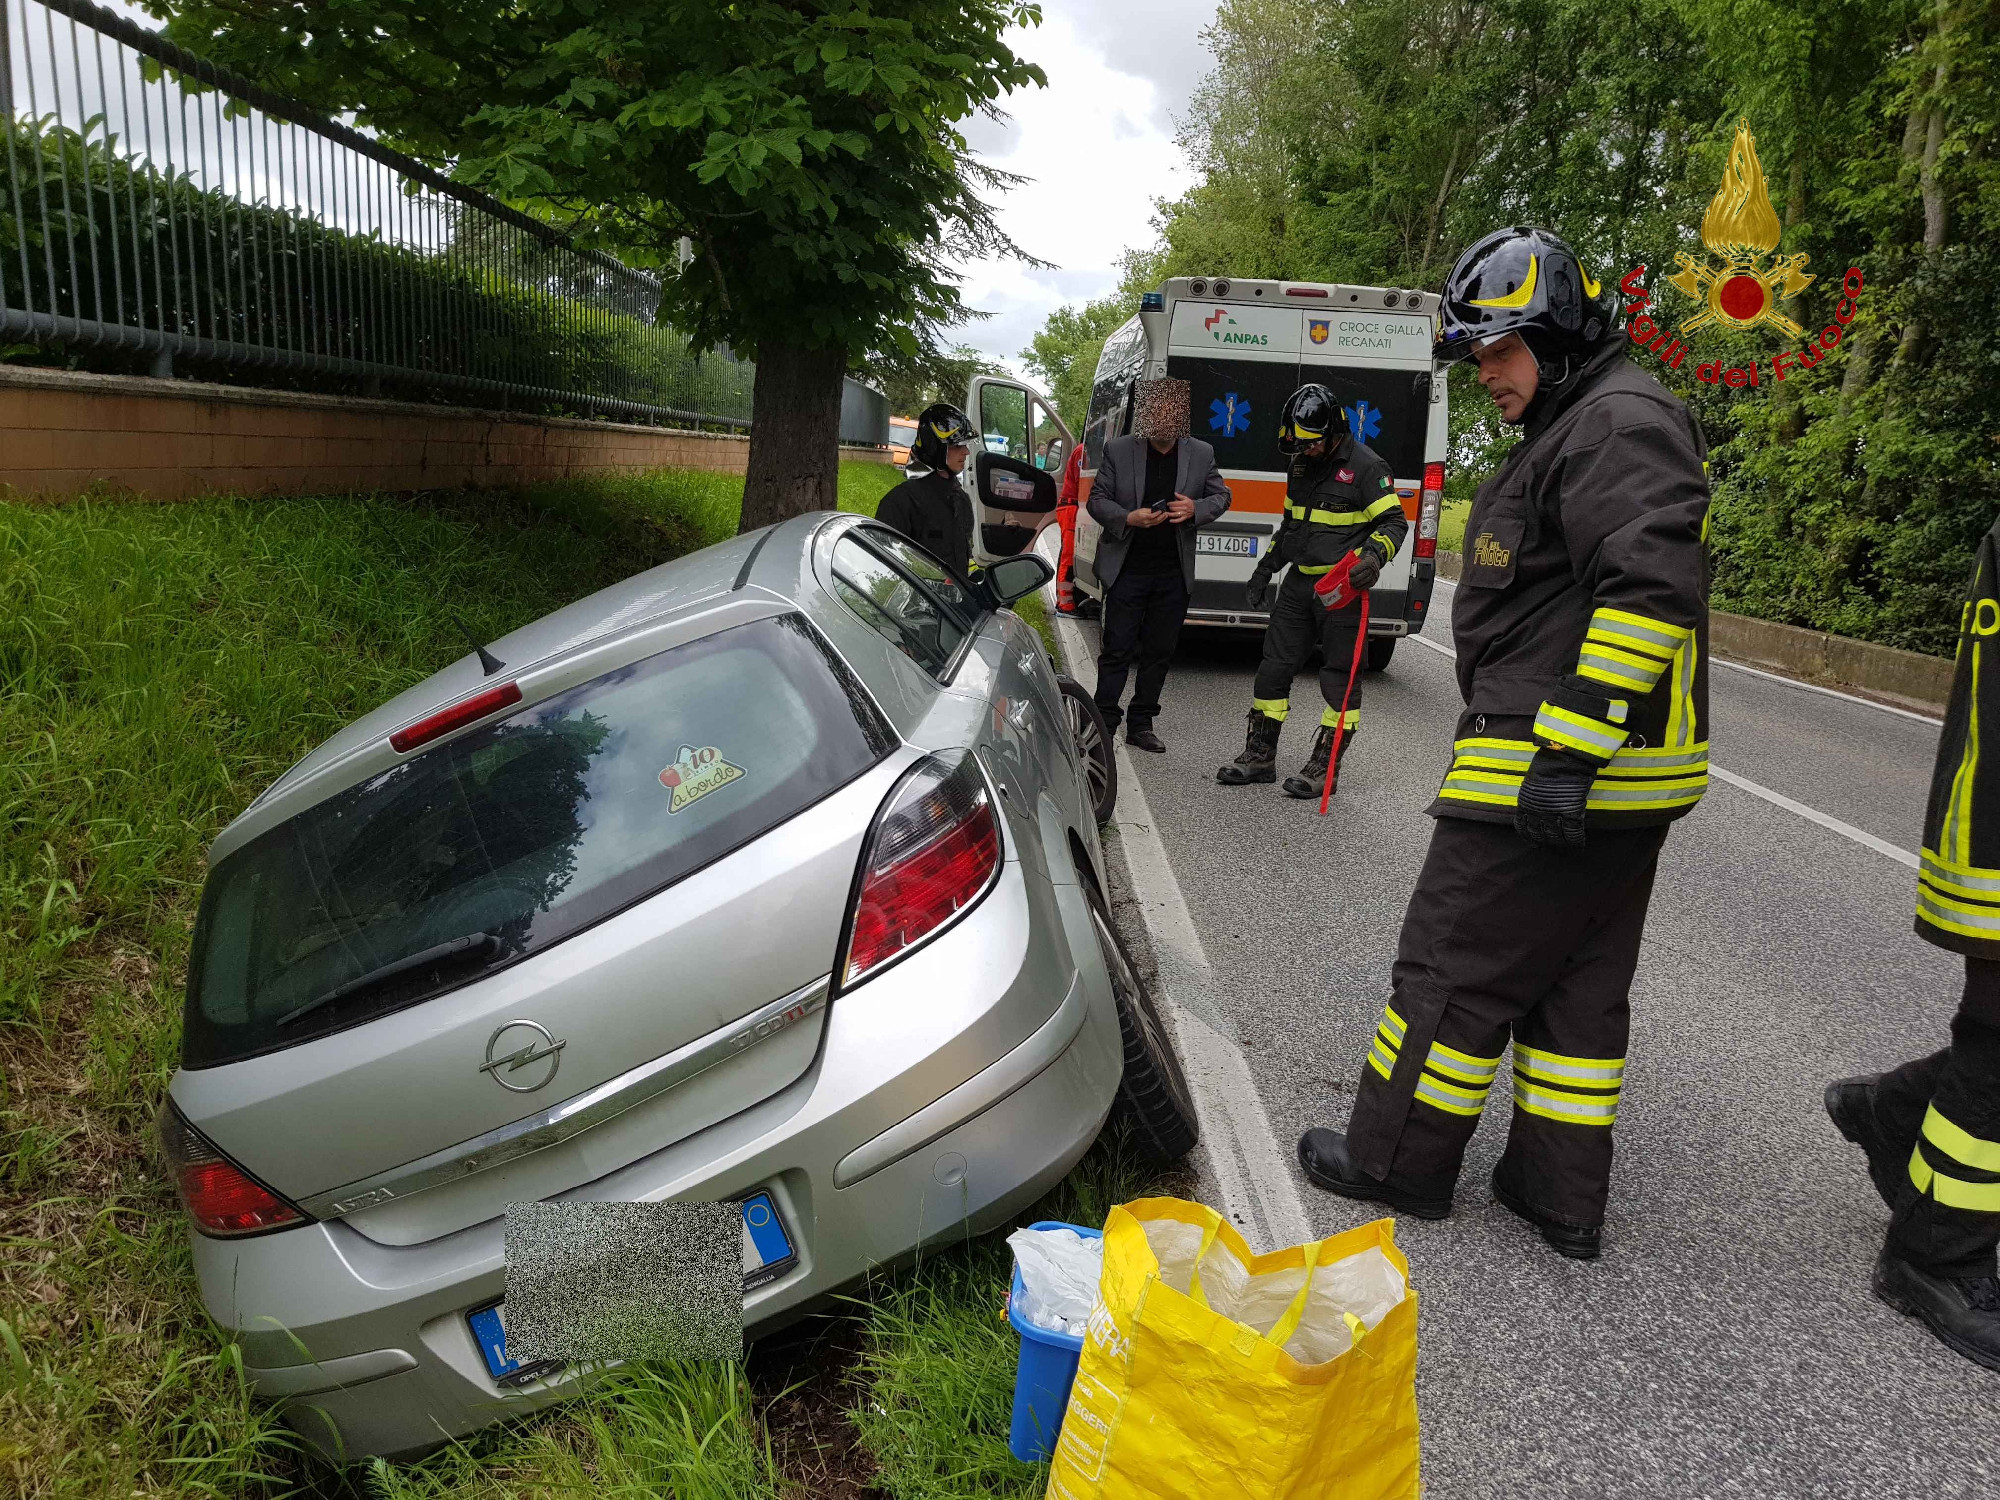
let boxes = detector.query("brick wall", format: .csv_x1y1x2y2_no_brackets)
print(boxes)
0,365,889,500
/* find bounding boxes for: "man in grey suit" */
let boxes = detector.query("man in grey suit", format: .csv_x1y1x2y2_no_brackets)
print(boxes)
1087,378,1232,752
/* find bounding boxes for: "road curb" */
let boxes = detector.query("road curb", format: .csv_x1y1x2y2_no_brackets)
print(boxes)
1037,577,1314,1251
1435,548,1951,713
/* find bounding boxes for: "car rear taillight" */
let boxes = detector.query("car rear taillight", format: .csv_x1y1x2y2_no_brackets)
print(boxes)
839,752,1002,988
1284,286,1329,297
389,682,522,754
1416,461,1446,560
159,1101,309,1237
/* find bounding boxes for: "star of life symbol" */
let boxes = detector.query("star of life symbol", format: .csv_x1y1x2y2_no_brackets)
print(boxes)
1344,400,1382,443
1209,391,1251,437
1665,118,1813,337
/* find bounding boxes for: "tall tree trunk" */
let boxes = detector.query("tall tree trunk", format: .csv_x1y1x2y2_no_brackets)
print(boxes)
1896,10,1956,369
738,340,846,534
1776,147,1810,442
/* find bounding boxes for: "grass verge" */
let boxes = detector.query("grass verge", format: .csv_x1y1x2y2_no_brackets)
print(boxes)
847,1124,1172,1499
1438,499,1469,556
0,462,888,1499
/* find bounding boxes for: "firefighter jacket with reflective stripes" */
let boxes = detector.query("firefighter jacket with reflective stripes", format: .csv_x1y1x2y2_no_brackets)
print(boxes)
1917,517,2000,957
1431,339,1711,829
1273,435,1405,576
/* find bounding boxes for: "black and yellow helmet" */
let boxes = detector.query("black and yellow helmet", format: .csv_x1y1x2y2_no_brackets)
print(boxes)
911,402,976,470
1432,226,1612,367
1277,384,1347,455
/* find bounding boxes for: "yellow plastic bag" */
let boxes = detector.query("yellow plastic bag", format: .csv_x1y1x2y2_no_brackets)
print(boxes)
1045,1198,1419,1500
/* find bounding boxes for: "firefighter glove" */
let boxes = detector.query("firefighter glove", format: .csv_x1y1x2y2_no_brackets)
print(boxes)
1246,556,1279,610
1515,747,1596,849
1346,550,1382,593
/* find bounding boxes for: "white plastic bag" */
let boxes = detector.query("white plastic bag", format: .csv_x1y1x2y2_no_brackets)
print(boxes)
1007,1226,1103,1336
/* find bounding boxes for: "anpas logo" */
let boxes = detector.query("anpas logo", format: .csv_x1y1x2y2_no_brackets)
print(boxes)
1620,119,1866,393
1203,307,1269,347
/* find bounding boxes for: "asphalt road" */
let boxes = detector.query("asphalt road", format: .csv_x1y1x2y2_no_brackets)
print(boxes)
1067,578,1995,1499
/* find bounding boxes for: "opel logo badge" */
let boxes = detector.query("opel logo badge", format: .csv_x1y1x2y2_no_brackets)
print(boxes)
480,1019,565,1093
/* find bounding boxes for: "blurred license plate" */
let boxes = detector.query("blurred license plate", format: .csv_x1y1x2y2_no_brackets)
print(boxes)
468,1192,797,1386
1197,534,1258,557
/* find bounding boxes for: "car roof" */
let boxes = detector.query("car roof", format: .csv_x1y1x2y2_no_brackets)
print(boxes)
227,511,853,851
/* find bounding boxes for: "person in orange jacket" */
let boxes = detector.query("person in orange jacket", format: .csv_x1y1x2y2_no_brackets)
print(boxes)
1056,437,1090,615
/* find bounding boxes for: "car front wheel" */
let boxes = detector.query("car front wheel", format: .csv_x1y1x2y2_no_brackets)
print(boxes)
1084,878,1198,1165
1058,675,1117,824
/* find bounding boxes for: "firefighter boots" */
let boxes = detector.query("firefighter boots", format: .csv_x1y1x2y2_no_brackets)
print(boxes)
1216,710,1282,784
1824,1074,1903,1211
1297,1129,1453,1219
1874,1250,2000,1372
1492,1161,1602,1260
1282,724,1351,799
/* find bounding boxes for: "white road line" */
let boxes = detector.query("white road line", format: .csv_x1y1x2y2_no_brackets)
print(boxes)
1709,655,1943,725
1408,603,1921,868
1707,766,1920,868
1052,610,1312,1252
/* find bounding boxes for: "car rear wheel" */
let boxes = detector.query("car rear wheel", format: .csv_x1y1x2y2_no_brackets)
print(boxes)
1365,637,1397,673
1084,878,1198,1165
1058,675,1117,823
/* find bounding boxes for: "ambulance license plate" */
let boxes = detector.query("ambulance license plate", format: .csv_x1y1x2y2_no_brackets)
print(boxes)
1197,534,1258,557
467,1191,798,1387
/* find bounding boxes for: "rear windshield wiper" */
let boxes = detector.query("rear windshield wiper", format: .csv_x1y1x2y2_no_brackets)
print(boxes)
277,931,504,1029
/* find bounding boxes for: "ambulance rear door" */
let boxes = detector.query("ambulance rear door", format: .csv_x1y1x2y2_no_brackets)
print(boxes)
963,375,1072,565
1162,297,1302,622
1295,307,1444,643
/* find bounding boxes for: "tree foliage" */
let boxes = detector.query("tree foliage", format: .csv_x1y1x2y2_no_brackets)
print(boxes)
872,343,1007,417
148,0,1048,526
1035,0,2000,655
1018,249,1161,431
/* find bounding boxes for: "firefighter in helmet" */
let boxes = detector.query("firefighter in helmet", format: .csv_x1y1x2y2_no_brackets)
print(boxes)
1297,226,1710,1260
876,402,977,577
1217,383,1404,799
1824,518,2000,1371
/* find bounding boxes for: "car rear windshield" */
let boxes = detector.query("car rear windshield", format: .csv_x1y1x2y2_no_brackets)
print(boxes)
183,613,896,1068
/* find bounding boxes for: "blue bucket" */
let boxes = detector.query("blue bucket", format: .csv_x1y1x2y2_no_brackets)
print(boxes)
1005,1219,1102,1463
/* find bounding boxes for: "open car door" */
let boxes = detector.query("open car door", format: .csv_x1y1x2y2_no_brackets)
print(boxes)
964,375,1072,562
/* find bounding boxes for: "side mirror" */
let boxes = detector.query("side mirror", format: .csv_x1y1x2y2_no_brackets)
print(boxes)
982,553,1055,608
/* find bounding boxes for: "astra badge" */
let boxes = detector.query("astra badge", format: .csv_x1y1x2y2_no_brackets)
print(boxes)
481,1019,565,1093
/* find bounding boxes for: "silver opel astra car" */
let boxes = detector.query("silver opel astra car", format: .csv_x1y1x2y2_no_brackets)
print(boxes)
159,510,1194,1460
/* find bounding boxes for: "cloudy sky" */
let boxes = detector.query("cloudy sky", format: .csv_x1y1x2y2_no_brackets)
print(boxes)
952,1,1220,379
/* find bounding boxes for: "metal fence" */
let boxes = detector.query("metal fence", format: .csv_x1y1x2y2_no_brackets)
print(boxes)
0,0,755,428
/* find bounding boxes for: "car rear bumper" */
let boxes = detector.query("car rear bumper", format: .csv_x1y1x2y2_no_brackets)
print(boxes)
195,861,1123,1461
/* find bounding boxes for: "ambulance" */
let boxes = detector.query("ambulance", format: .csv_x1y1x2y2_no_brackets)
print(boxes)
1072,277,1449,670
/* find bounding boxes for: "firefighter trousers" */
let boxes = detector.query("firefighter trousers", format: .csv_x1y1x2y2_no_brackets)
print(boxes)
1345,816,1670,1228
1251,566,1364,732
1873,957,2000,1278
